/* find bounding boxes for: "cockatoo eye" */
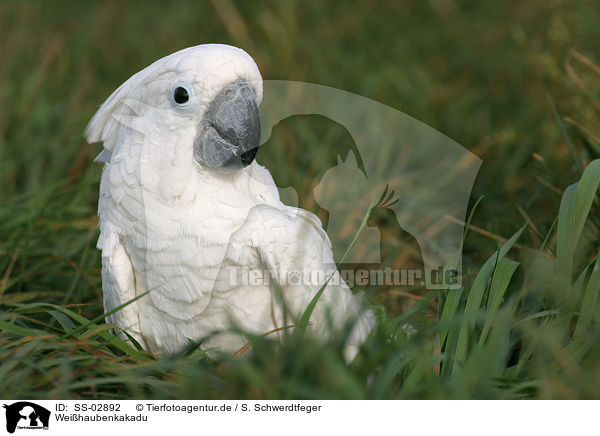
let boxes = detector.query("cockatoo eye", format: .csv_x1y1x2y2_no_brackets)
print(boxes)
173,86,190,104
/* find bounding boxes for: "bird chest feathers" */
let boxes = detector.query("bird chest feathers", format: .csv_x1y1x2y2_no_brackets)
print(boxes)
100,155,268,273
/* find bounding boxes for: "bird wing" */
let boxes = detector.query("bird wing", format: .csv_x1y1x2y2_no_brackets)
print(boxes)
101,238,147,348
213,204,373,357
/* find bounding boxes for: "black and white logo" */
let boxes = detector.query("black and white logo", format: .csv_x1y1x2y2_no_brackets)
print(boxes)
2,402,50,434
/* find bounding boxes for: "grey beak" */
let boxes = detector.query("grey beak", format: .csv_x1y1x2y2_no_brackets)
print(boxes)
194,81,260,169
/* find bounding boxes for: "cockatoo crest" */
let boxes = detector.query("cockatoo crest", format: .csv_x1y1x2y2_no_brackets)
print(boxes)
86,44,263,164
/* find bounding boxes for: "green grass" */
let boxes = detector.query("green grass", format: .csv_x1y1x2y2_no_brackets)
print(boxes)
1,0,600,399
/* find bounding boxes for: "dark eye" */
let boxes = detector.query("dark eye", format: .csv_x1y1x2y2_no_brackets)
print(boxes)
173,86,189,104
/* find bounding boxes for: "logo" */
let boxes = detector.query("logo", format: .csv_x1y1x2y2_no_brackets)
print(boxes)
111,80,481,290
2,402,50,434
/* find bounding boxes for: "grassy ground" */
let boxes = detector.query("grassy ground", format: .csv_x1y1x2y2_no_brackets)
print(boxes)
1,0,600,399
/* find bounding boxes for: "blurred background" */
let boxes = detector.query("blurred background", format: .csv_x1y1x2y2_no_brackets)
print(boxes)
2,0,599,254
1,0,600,399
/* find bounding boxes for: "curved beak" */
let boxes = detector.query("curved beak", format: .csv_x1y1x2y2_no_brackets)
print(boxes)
194,81,260,169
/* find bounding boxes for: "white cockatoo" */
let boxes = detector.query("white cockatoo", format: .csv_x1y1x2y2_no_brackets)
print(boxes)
86,44,373,361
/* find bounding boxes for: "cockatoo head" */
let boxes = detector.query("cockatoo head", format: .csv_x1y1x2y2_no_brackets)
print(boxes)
86,44,263,173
